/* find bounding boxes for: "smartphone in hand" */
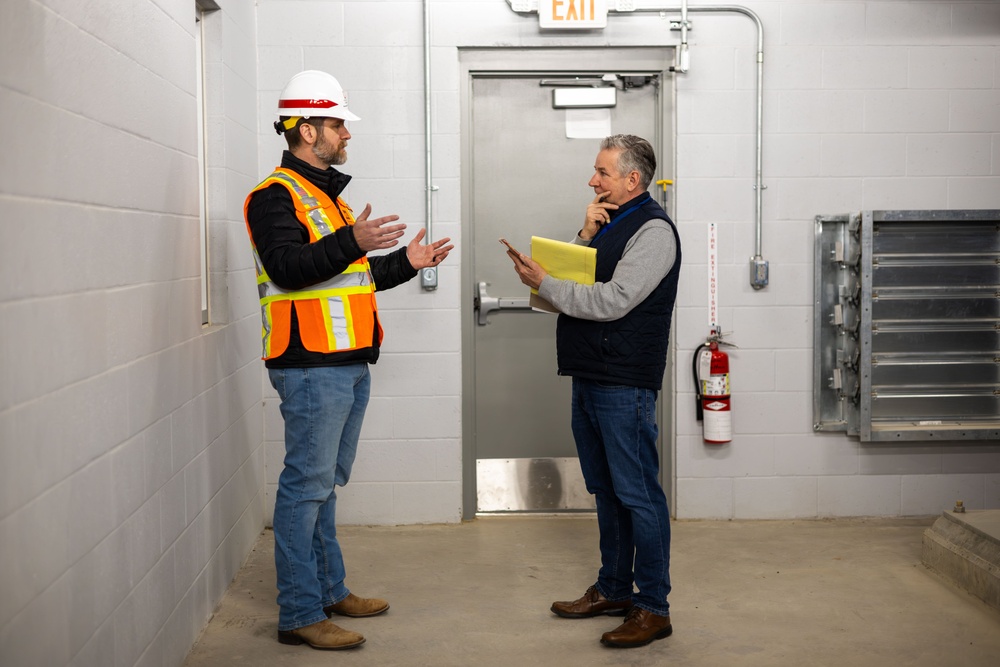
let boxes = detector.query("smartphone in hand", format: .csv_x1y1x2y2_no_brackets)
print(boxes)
500,238,528,264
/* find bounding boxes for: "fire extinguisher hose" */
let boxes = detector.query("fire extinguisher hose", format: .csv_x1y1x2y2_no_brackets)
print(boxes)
692,342,708,421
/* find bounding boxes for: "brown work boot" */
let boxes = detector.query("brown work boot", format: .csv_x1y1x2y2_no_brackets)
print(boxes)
551,585,633,619
324,593,390,618
277,619,365,650
600,607,672,648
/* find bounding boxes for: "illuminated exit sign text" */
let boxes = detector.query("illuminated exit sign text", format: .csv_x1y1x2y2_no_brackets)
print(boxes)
539,0,608,30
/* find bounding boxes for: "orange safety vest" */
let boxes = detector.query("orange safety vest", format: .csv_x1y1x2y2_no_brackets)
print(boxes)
243,168,382,360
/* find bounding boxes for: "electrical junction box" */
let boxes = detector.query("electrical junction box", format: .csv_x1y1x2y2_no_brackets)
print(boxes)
420,266,438,290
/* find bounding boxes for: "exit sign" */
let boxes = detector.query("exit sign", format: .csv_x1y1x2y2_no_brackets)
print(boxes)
539,0,608,29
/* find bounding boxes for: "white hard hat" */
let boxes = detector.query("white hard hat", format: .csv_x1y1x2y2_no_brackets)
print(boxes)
275,70,360,130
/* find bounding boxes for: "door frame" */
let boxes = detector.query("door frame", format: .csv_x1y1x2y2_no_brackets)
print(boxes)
459,47,678,520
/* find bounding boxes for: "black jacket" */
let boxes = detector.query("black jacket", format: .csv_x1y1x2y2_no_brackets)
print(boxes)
246,151,417,368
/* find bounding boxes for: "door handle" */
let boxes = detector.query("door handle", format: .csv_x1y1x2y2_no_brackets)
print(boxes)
475,281,531,326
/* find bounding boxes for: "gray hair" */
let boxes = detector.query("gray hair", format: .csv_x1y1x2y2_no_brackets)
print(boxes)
600,134,656,190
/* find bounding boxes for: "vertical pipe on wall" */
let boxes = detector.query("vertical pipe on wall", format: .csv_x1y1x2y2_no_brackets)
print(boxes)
635,3,768,288
422,0,438,289
677,0,690,72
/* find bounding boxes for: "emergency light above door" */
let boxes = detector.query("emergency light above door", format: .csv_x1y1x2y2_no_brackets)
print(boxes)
552,87,617,108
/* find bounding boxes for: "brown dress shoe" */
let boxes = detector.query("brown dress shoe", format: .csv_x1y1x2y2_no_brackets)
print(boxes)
600,607,672,648
551,585,633,619
277,619,365,650
324,593,390,618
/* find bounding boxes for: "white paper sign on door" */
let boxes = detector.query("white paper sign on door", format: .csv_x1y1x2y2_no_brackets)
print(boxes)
565,109,611,139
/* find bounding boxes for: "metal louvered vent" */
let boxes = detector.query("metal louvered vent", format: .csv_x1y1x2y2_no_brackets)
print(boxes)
814,210,1000,442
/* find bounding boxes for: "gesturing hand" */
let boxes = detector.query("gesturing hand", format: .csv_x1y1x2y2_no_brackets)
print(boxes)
406,228,454,269
582,191,619,240
353,203,406,252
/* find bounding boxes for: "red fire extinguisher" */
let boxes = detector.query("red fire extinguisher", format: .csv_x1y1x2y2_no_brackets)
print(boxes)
693,335,733,444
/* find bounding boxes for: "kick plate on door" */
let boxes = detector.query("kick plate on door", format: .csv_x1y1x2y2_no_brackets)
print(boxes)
477,457,595,512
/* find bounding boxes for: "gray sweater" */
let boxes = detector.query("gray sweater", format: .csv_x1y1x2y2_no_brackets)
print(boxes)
537,218,677,322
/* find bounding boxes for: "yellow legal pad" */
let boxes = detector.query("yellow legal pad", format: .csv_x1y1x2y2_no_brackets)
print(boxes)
529,236,597,313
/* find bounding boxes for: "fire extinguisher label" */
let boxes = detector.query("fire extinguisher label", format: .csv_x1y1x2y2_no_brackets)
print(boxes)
699,350,712,382
701,374,730,396
704,409,732,442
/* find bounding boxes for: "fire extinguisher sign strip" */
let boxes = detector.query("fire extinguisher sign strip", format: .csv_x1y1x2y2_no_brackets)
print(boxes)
708,222,718,331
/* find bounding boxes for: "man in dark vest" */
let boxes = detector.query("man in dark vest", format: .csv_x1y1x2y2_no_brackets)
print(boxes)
506,134,681,649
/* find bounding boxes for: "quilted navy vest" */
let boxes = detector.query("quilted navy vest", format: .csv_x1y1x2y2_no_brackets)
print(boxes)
555,193,681,390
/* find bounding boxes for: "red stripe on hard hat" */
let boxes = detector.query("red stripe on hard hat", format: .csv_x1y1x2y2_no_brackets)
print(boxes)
278,99,340,109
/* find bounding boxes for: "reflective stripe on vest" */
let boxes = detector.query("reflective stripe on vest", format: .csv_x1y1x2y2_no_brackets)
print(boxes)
245,168,380,360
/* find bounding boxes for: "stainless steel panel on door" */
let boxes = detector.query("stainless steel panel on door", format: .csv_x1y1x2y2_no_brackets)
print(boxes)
462,49,672,514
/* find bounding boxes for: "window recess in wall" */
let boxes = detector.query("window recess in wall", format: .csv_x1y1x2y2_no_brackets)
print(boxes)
814,210,1000,442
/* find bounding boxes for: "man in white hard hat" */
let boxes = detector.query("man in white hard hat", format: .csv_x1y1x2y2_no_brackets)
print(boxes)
244,70,453,651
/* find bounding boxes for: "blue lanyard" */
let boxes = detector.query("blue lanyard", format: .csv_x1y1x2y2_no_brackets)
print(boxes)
593,193,651,242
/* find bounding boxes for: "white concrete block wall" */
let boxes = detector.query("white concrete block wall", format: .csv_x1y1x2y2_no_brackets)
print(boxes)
0,1,263,665
255,0,999,525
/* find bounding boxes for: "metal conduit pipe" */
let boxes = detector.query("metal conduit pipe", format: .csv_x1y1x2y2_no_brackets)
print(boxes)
678,0,690,73
503,0,769,289
422,0,439,290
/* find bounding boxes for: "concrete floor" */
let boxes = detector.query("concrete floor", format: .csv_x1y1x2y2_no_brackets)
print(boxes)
183,516,1000,667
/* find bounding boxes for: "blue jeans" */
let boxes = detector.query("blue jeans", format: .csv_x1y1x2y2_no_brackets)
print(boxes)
571,378,671,616
268,364,371,631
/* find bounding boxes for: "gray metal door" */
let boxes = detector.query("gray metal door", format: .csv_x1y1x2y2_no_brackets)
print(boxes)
461,49,674,515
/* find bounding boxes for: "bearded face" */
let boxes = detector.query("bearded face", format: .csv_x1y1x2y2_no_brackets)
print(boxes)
312,126,347,166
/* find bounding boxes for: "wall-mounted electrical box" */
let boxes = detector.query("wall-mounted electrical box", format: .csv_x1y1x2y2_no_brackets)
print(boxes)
814,210,1000,442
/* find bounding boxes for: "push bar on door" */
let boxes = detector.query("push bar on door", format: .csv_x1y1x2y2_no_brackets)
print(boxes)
475,281,532,325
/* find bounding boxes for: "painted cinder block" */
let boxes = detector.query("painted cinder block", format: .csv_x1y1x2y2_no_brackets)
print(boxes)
391,395,462,440
821,46,908,90
368,352,461,398
865,90,950,133
821,134,907,177
865,2,953,46
773,433,860,477
862,177,949,210
906,133,991,177
336,481,395,525
901,474,986,515
779,2,866,46
860,443,944,477
392,481,462,524
734,476,819,519
677,433,776,479
676,477,734,520
256,0,345,47
818,475,902,517
351,440,456,484
909,46,995,90
947,177,1000,208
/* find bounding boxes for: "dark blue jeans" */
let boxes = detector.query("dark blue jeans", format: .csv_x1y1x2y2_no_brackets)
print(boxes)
268,364,371,631
571,378,671,616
